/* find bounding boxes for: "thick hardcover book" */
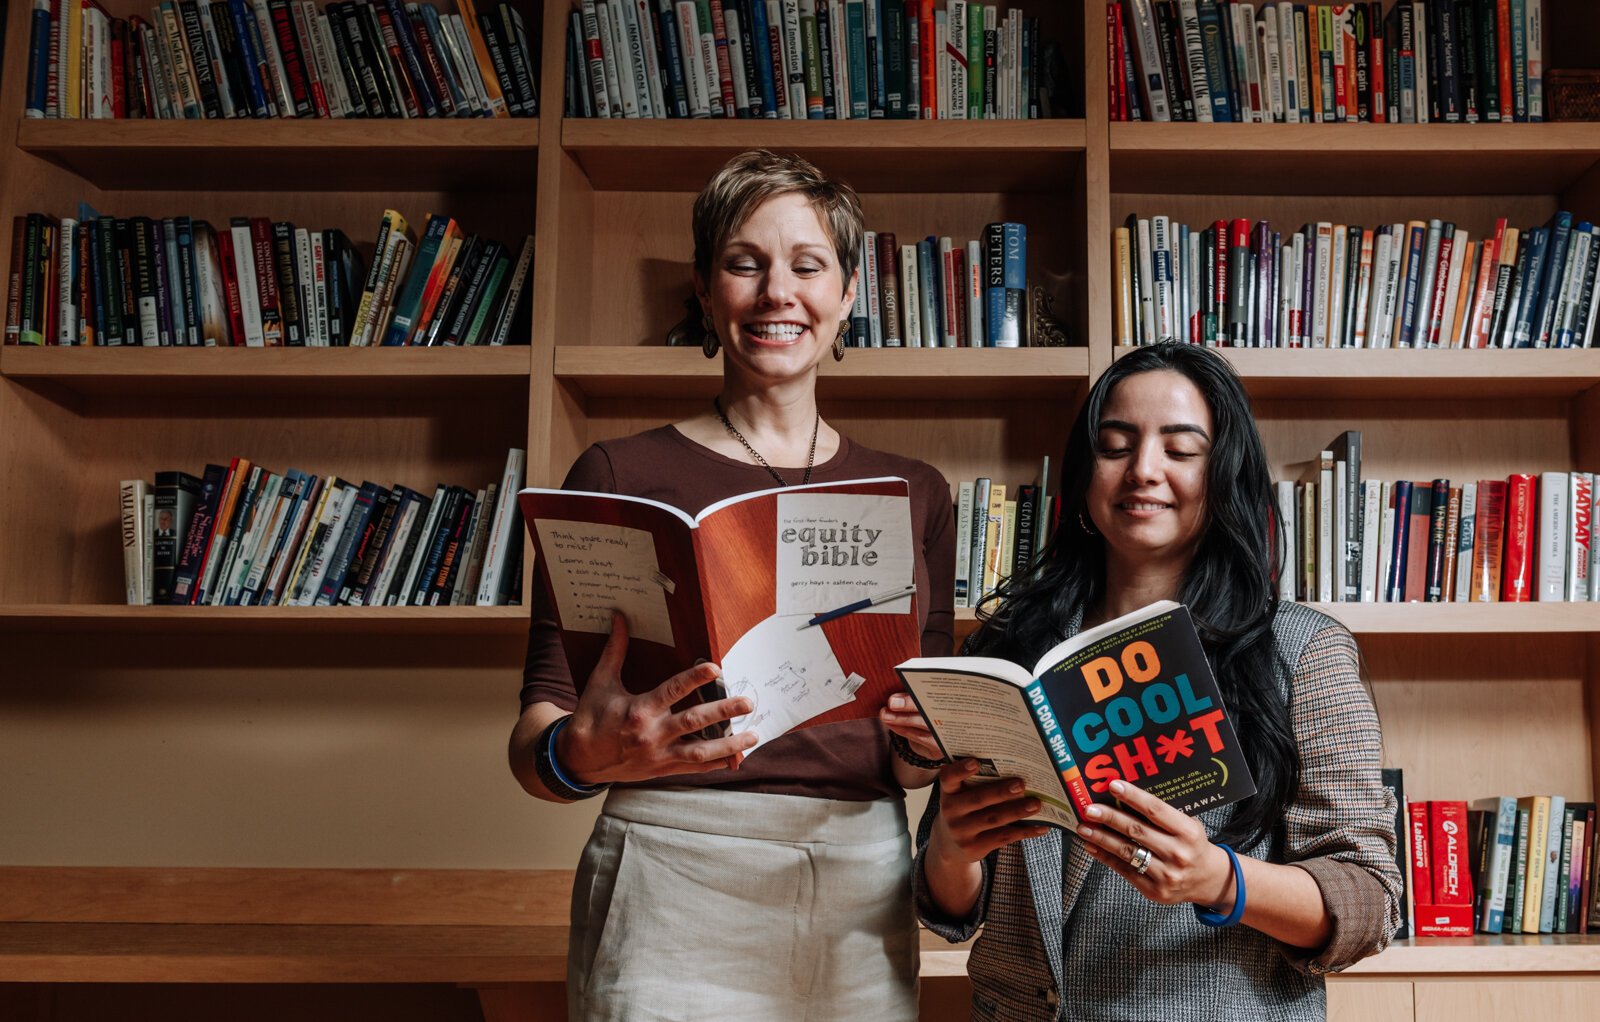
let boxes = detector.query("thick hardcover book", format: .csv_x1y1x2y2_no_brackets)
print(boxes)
898,600,1254,832
1500,473,1536,601
521,476,920,749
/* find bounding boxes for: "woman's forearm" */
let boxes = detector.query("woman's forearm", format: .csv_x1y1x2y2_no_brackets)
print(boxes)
922,839,986,922
1228,857,1334,951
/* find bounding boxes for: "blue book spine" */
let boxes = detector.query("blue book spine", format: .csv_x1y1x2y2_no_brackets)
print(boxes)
656,0,694,115
385,0,438,116
1512,226,1550,347
845,0,868,118
815,0,837,118
1532,211,1574,347
1509,0,1527,121
1197,0,1235,122
420,4,470,115
1388,480,1412,601
87,219,109,346
998,223,1026,348
1480,796,1518,934
983,223,1004,347
25,3,50,118
383,215,449,346
226,0,273,118
748,0,779,117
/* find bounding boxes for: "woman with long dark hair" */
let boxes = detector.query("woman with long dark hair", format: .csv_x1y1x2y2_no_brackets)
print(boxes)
883,342,1400,1020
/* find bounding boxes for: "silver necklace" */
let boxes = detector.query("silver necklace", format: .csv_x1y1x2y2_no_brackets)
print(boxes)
713,396,819,487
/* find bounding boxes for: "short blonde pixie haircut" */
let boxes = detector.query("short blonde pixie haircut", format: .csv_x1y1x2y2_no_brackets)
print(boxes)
692,150,865,294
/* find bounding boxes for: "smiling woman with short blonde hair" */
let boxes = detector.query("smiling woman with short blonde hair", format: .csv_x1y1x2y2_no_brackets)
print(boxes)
510,150,955,1022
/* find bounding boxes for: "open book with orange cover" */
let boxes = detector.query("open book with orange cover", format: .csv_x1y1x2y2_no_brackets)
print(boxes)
520,477,921,749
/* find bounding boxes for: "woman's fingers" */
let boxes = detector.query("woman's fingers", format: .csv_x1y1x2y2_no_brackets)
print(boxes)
1077,801,1179,861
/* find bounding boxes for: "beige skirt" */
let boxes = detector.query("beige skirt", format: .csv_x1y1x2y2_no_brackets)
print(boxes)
567,786,919,1022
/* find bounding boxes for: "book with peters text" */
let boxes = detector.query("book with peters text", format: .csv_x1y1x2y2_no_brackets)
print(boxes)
896,601,1254,832
520,476,921,751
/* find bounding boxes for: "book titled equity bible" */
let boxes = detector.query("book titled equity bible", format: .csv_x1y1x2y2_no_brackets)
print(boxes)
521,477,922,751
897,601,1254,832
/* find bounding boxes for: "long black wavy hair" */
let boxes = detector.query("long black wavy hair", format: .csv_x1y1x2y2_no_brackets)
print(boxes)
970,342,1295,854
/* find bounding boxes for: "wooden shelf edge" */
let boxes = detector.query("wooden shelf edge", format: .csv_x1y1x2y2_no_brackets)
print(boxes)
562,118,1087,151
554,346,1090,399
1110,122,1600,155
956,603,1600,637
15,118,540,153
1341,934,1600,975
0,345,534,379
0,606,528,635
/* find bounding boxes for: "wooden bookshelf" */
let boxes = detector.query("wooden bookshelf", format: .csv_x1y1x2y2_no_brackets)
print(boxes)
4,1,1600,1019
0,604,528,635
0,345,534,398
16,119,540,191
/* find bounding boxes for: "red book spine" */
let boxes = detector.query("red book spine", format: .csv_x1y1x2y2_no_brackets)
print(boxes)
1500,473,1537,601
1496,0,1513,125
919,0,936,119
214,227,246,346
110,20,126,118
1430,801,1474,905
707,0,738,117
1410,801,1434,907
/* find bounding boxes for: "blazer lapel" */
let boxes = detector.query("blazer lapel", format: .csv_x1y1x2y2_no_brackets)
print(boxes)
1022,828,1066,998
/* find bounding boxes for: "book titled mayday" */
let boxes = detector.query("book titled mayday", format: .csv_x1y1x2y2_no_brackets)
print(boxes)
896,600,1254,831
520,477,921,751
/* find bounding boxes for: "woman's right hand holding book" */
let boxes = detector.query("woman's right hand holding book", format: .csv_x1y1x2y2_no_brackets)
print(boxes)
558,612,760,785
924,759,1050,920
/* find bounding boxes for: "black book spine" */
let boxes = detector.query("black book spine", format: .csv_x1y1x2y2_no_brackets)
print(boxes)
423,235,481,346
345,486,402,604
412,487,464,604
325,3,371,116
1424,478,1450,601
1456,0,1478,122
115,219,141,346
814,0,834,119
430,489,477,603
477,11,518,115
1153,1,1192,121
271,222,304,345
499,4,538,116
445,240,502,345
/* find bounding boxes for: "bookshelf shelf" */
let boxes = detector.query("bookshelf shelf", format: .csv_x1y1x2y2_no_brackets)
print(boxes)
561,118,1089,192
0,604,528,635
552,345,1090,400
1343,934,1600,975
1110,123,1600,196
955,602,1600,645
0,345,534,399
1112,346,1600,400
15,119,540,192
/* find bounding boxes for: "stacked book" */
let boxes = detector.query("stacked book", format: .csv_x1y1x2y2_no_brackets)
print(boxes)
1384,773,1600,938
120,447,526,607
953,457,1055,609
23,0,537,119
851,221,1030,348
1115,211,1599,349
3,207,534,347
1280,431,1600,604
1109,0,1547,124
564,0,1052,119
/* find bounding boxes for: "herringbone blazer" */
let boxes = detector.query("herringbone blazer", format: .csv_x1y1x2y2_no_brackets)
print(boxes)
915,602,1401,1022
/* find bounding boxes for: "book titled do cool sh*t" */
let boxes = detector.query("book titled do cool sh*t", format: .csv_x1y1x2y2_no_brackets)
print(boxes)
897,601,1255,831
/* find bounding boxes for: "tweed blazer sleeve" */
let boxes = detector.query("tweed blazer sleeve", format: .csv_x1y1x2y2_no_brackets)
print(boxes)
912,784,998,941
1277,620,1403,975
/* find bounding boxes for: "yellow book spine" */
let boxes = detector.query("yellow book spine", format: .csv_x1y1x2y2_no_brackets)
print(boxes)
1521,795,1550,933
455,0,509,117
66,0,84,117
982,484,1007,601
1114,227,1134,346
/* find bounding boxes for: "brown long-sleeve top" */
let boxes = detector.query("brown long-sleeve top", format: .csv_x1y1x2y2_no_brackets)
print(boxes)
521,424,956,801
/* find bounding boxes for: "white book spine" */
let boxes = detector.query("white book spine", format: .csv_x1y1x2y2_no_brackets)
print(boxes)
900,245,922,347
1359,481,1381,602
1238,3,1263,122
1276,480,1296,601
1136,218,1156,345
635,0,668,118
476,449,527,605
230,222,265,347
619,0,653,116
582,1,615,117
1260,10,1284,123
142,493,156,604
947,2,967,120
1376,483,1395,602
1178,0,1212,122
1317,453,1334,602
1440,229,1471,348
121,480,147,605
309,230,328,347
597,1,628,116
724,7,750,117
1328,226,1347,347
955,481,974,608
1278,2,1300,122
781,0,805,119
604,1,641,116
935,12,949,120
1366,229,1393,347
1311,224,1332,348
1454,482,1477,603
1567,472,1592,601
1537,471,1569,601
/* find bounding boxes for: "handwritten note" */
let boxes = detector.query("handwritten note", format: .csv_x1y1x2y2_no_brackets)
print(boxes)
774,493,915,617
534,519,675,647
720,614,859,751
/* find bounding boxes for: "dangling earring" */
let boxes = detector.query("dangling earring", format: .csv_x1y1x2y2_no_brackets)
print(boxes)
701,313,719,359
834,321,849,361
1078,511,1099,536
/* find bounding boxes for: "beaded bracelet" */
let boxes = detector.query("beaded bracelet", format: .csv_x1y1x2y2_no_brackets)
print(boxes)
535,715,609,802
1193,843,1246,928
889,731,948,770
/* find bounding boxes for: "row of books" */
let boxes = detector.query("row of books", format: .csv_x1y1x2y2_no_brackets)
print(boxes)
120,447,526,608
1390,786,1600,938
1110,1,1547,124
1278,433,1600,603
23,0,537,119
3,207,533,347
563,1,1054,120
851,222,1029,349
1114,212,1600,350
952,461,1055,609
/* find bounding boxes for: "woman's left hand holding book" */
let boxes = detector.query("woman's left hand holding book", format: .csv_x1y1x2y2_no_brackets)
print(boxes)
557,611,760,786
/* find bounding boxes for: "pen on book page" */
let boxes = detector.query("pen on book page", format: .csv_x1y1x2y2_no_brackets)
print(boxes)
798,584,918,629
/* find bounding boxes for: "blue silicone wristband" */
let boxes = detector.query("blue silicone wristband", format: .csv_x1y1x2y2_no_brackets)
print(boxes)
547,716,605,794
1193,843,1246,928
